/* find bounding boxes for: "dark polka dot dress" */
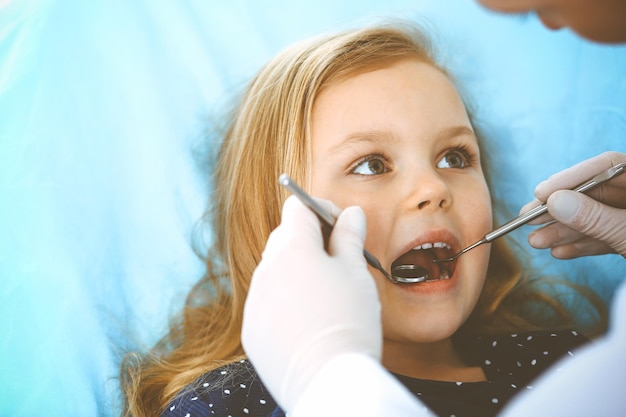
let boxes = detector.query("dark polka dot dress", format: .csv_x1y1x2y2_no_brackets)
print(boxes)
161,359,280,417
393,330,589,417
162,330,588,417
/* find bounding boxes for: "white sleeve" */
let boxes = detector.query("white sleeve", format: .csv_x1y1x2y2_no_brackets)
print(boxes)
289,352,435,417
500,279,626,417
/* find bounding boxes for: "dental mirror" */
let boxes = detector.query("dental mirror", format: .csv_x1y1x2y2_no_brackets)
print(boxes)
279,174,429,284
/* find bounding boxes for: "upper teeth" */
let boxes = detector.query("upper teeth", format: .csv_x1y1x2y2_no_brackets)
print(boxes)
412,242,451,250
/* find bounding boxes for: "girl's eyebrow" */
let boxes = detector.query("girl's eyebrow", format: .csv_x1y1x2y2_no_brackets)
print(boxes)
330,125,476,153
330,130,400,153
436,126,476,142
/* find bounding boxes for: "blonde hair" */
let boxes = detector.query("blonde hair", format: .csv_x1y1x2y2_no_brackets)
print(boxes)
120,22,606,417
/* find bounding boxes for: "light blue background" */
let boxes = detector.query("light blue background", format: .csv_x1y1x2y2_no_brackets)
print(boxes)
1,1,625,415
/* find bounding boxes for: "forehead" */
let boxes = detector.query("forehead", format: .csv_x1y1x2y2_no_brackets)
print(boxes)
312,59,467,124
308,58,475,161
320,55,440,94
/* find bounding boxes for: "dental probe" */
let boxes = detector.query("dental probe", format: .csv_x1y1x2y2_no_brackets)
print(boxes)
435,162,626,263
278,174,429,284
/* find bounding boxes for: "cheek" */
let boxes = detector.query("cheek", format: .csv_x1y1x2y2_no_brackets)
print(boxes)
456,178,492,233
310,185,394,254
458,180,492,285
463,181,492,298
471,244,491,288
325,194,391,250
473,181,492,228
361,205,396,257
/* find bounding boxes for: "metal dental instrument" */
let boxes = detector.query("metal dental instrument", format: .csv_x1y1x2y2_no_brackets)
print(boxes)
434,162,626,264
279,173,429,284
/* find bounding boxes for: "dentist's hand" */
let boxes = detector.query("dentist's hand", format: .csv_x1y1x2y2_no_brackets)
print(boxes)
242,196,382,413
520,151,626,258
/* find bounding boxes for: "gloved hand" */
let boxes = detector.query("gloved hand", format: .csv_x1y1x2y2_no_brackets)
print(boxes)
519,151,626,258
241,195,382,413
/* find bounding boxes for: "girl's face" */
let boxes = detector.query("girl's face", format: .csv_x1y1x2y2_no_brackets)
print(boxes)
310,59,492,351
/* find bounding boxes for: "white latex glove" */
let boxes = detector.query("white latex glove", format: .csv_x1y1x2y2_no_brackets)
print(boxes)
241,195,382,413
520,151,626,258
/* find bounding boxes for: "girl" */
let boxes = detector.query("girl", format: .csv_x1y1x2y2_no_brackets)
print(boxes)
121,22,605,417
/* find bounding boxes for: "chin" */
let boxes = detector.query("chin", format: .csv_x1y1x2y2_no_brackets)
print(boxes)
383,310,466,343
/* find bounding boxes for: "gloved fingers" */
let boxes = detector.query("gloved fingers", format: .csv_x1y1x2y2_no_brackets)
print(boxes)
526,188,626,258
567,181,626,211
549,238,614,259
548,190,625,233
327,206,366,262
533,151,625,202
528,221,583,249
243,195,384,412
520,180,626,224
261,195,324,261
528,218,613,254
281,195,326,243
243,198,328,366
520,152,626,224
518,198,554,225
311,196,344,219
596,182,626,209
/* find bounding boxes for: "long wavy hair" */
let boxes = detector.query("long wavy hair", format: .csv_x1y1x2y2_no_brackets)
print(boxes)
120,22,606,417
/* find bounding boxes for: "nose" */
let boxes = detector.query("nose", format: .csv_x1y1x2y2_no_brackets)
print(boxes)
537,10,565,31
405,168,451,212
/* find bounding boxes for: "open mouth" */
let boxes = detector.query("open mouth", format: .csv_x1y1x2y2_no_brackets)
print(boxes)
391,242,458,283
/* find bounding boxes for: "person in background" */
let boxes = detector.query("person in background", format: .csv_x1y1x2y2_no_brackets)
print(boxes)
477,0,626,44
242,1,626,416
478,0,626,259
120,21,606,417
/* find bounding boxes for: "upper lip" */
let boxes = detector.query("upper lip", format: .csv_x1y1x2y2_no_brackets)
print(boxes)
389,228,461,268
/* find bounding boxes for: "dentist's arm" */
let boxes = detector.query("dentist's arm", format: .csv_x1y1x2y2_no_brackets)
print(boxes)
520,151,626,258
242,196,431,416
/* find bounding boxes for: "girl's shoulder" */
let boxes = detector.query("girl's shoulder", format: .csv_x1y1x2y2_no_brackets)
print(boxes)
471,329,590,383
161,359,281,417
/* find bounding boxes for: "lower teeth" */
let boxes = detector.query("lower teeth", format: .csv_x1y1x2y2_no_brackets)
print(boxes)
424,272,450,283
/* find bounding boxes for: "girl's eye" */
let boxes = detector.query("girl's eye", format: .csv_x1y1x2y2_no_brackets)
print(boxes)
351,155,389,176
436,148,472,169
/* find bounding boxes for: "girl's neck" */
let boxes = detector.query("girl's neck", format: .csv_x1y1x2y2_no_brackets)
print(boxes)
382,338,486,382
